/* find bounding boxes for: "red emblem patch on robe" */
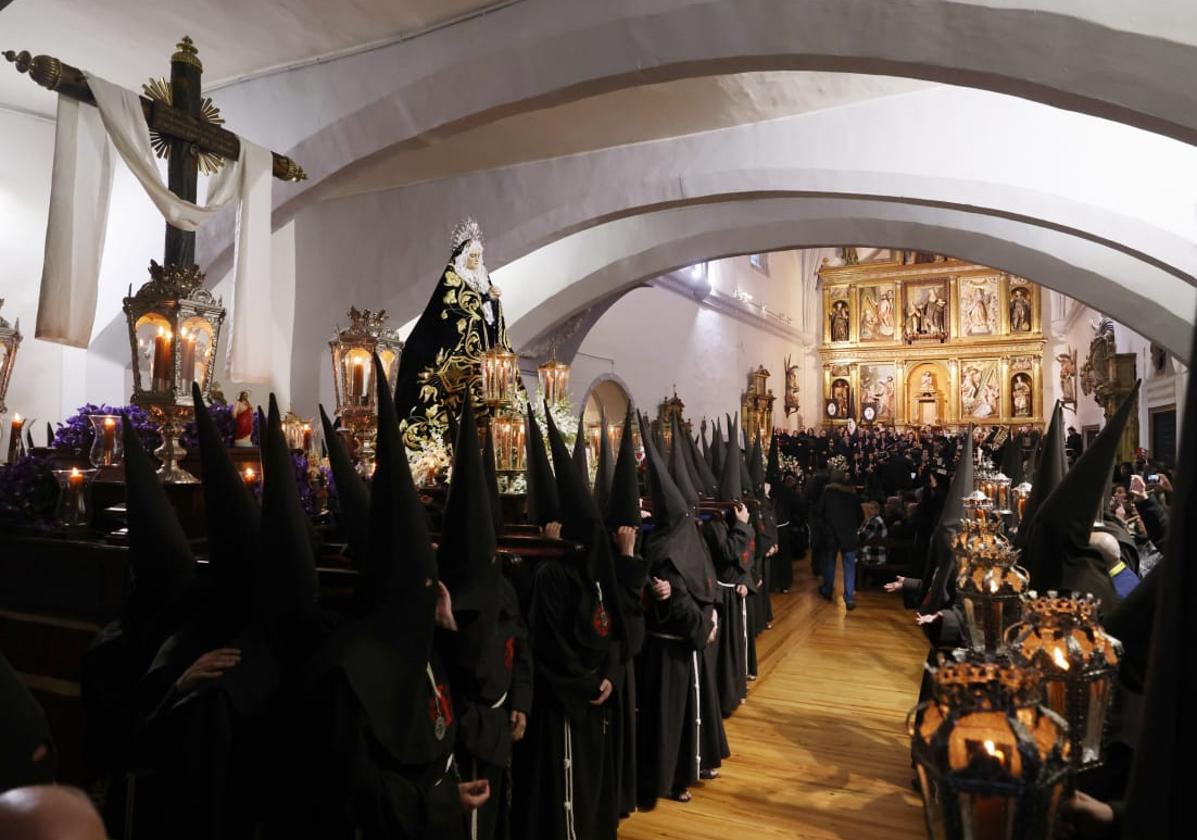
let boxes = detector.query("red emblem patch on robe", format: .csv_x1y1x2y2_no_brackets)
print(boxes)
504,636,515,671
593,604,610,637
429,683,454,727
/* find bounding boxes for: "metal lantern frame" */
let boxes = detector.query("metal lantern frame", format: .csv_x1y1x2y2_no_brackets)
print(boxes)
481,348,521,410
537,358,571,408
329,307,403,474
122,262,226,483
0,299,21,417
1006,592,1122,773
954,513,1030,655
909,659,1071,840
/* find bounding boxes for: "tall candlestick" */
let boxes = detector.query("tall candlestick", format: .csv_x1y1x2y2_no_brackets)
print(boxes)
152,327,173,392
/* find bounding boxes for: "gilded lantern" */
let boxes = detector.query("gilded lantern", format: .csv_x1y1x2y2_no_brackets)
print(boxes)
954,514,1030,655
537,358,571,407
909,659,1070,840
1006,592,1121,771
122,262,226,483
481,348,520,408
329,307,403,473
0,299,21,417
490,411,526,473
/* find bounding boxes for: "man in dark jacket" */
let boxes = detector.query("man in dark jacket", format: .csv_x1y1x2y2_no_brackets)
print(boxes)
817,469,863,610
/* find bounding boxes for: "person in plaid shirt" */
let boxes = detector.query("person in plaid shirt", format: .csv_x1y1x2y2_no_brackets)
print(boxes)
857,501,888,565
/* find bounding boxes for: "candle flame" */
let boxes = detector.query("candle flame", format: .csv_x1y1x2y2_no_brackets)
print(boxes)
989,576,1000,593
243,467,256,481
1052,647,1070,671
104,417,116,429
70,467,81,478
983,739,1005,762
12,413,21,423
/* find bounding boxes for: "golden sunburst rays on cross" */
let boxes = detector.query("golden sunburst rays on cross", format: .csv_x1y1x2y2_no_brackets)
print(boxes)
141,76,227,175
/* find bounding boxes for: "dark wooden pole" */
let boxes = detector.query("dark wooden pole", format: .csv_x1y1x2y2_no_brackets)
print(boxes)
164,37,202,268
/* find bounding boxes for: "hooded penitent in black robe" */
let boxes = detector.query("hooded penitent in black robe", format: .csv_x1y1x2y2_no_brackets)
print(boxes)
439,398,517,840
669,414,730,772
79,414,197,835
1120,319,1196,837
747,435,777,633
704,414,754,718
1021,383,1140,609
303,358,463,840
1014,401,1066,548
604,407,650,816
634,414,720,805
394,235,516,450
1,651,56,793
512,406,620,840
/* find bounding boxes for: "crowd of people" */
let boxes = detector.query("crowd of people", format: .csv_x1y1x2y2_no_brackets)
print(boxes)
1,353,1187,839
0,362,804,840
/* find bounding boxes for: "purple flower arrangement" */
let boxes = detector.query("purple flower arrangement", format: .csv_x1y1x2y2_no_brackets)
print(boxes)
53,403,162,455
0,454,56,524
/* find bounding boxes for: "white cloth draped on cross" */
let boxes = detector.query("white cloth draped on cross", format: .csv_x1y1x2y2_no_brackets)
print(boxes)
36,73,273,384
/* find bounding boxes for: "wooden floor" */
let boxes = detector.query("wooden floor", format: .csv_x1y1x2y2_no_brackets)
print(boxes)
619,561,928,839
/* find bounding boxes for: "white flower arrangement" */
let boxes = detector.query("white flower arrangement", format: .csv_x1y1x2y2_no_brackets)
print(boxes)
407,427,452,487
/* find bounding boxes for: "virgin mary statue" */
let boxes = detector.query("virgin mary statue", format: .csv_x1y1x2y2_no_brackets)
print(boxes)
394,218,516,448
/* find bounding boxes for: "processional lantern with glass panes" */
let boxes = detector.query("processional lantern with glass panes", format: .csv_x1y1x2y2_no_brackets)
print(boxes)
909,659,1070,840
123,261,225,483
329,307,402,475
1006,592,1121,773
954,495,1030,656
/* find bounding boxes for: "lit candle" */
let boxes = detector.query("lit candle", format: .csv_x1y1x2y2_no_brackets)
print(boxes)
1017,496,1027,520
68,467,84,489
180,329,197,387
152,327,173,392
101,417,116,465
242,466,257,485
302,423,313,453
350,358,365,403
7,413,24,462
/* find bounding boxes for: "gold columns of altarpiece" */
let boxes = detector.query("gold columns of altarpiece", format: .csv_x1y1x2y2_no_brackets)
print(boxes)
817,256,1046,430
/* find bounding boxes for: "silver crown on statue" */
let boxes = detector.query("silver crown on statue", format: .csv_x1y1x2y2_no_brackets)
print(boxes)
450,217,484,252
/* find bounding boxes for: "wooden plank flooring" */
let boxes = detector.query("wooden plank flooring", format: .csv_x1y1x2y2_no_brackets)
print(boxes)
619,562,928,839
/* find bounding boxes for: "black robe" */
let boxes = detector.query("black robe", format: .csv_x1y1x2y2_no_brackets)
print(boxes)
512,557,617,840
609,546,650,817
703,517,754,717
635,559,714,807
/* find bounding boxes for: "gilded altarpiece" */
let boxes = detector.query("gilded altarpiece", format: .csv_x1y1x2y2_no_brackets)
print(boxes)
817,256,1045,429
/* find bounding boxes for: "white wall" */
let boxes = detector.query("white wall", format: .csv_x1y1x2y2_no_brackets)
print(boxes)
0,109,59,448
573,251,824,432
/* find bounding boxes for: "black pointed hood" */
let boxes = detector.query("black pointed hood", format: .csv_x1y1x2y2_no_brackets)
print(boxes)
687,426,719,497
919,426,975,612
668,414,700,509
999,428,1024,486
749,434,765,491
1122,331,1196,837
367,354,437,607
257,393,319,623
718,414,744,502
766,433,781,483
192,381,258,636
701,421,712,464
571,409,590,486
1,652,56,792
1021,383,1140,604
524,403,560,526
438,398,499,612
545,401,602,540
710,418,725,480
740,443,755,499
674,416,706,499
1015,401,1067,547
122,413,196,662
482,420,504,538
640,411,688,530
319,403,370,565
607,407,641,529
594,408,615,516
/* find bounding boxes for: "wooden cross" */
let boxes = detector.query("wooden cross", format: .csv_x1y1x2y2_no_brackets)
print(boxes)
4,36,305,271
